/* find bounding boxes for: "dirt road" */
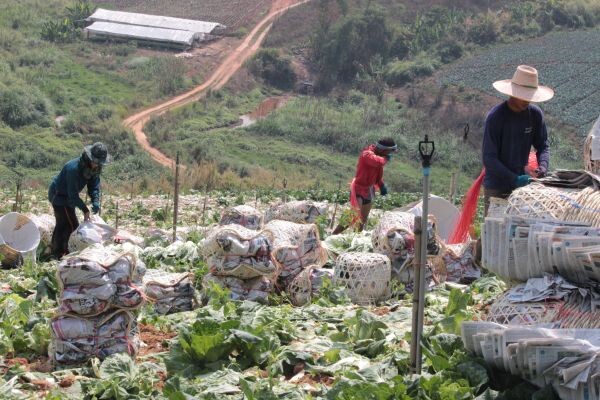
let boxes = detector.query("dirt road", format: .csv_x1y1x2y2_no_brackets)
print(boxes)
123,0,310,168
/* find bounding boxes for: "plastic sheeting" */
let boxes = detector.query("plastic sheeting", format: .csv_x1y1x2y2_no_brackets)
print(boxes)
85,22,196,47
88,8,224,36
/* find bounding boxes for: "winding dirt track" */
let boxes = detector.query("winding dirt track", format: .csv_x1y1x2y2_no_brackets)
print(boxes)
123,0,309,168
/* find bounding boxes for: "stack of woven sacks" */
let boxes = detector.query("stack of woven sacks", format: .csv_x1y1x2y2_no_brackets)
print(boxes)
201,224,276,303
264,200,328,224
143,270,197,315
49,245,146,364
262,220,328,291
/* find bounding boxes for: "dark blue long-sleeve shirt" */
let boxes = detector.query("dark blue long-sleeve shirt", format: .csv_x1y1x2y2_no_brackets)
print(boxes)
482,101,549,191
48,157,100,213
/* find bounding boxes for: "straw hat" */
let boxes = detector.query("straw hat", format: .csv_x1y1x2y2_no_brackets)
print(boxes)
493,65,554,103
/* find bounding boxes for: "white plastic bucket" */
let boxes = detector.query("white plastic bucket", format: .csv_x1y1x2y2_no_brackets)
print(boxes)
0,212,41,266
407,195,459,242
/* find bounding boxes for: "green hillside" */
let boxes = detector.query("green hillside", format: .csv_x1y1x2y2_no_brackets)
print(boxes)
0,0,599,195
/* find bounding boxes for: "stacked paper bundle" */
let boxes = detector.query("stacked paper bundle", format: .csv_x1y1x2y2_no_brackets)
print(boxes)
462,322,600,399
481,215,600,284
50,245,146,364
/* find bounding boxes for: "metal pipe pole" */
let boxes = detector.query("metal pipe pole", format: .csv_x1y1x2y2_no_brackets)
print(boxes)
410,216,423,372
172,152,180,243
411,134,435,373
415,170,430,372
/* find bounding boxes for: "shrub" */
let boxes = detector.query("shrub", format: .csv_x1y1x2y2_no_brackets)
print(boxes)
384,58,437,87
247,48,296,90
0,84,52,128
436,38,464,64
467,13,500,45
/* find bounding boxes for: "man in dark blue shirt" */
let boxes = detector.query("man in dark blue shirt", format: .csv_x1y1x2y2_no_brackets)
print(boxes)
482,65,554,215
48,143,111,258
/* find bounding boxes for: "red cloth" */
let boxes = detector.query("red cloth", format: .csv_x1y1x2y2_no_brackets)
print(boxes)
353,144,387,198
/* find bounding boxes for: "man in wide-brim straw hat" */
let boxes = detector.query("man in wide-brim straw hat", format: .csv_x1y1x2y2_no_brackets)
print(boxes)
48,142,111,258
482,65,554,215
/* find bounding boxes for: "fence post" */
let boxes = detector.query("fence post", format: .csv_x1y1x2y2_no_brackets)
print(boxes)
173,152,180,243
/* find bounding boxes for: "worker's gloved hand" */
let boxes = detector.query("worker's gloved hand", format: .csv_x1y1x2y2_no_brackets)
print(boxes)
92,201,100,214
514,175,531,188
380,184,388,196
535,167,547,178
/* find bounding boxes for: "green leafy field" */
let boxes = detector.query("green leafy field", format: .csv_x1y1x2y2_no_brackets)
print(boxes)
440,29,600,133
1,187,560,399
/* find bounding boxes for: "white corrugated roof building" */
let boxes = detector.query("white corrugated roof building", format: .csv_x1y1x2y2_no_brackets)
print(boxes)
85,21,196,48
88,8,224,39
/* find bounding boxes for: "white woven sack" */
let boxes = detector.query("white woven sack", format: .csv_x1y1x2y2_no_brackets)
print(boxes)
333,252,391,305
264,201,328,224
262,220,327,282
372,211,415,258
220,205,263,230
287,266,333,306
201,224,276,279
68,221,117,253
26,213,55,248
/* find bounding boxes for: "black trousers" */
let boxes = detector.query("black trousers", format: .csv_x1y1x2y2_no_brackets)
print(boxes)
51,205,79,258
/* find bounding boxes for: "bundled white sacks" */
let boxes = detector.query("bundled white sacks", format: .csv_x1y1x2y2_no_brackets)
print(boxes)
220,205,263,230
201,224,276,301
263,220,327,288
372,211,441,284
68,220,117,253
202,274,273,303
287,266,333,306
372,211,415,263
441,242,480,283
50,310,139,364
56,245,145,316
202,224,276,279
144,270,197,315
264,201,328,224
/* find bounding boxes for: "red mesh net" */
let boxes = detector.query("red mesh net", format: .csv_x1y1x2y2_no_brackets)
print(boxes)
447,151,539,244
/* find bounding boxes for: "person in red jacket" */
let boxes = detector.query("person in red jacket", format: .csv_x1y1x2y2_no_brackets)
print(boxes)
333,138,397,234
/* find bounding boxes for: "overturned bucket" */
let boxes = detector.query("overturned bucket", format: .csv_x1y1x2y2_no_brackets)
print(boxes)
0,212,41,267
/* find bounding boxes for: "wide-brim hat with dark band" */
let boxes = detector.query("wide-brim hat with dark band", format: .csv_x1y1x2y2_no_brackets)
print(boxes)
493,65,554,103
84,142,111,165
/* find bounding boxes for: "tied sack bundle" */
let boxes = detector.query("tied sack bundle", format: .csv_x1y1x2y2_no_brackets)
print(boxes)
143,270,197,315
287,266,333,306
57,245,145,316
201,224,276,279
264,200,328,224
50,310,139,364
262,220,327,288
372,211,440,263
220,205,263,230
202,274,273,303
